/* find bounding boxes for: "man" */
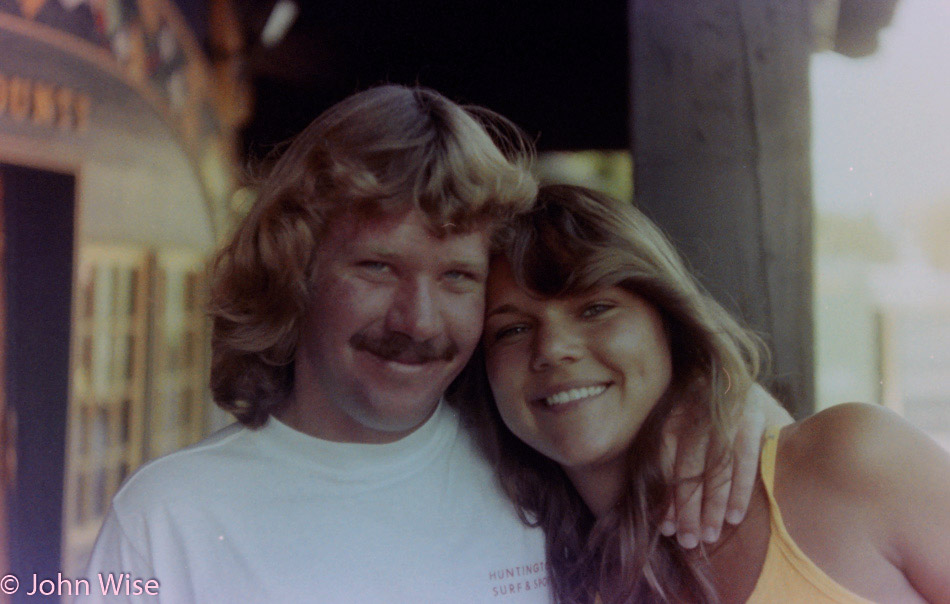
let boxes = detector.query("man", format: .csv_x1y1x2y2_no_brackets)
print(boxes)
83,85,784,602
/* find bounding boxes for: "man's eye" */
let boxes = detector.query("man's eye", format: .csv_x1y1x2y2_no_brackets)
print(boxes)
358,261,390,272
581,303,613,318
444,270,480,282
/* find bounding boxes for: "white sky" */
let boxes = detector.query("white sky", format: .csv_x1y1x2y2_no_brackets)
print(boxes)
810,0,950,219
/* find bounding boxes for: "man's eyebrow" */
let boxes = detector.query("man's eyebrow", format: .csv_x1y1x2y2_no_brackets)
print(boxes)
447,258,487,273
485,303,521,319
363,247,397,258
360,249,486,271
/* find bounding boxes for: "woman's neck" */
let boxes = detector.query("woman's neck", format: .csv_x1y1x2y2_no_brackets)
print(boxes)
564,460,628,517
696,476,771,602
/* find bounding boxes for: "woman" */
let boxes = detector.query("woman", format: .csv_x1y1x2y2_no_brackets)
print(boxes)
455,184,950,602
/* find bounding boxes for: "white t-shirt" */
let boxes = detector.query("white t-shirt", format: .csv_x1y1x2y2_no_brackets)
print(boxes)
80,402,552,603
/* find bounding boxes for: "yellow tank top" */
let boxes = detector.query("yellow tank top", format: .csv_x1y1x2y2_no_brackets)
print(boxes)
745,426,875,603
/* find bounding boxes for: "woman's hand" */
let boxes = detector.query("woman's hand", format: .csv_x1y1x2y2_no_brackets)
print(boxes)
659,383,792,548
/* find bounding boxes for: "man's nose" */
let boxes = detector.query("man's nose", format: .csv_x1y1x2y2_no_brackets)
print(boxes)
530,321,582,372
385,278,443,341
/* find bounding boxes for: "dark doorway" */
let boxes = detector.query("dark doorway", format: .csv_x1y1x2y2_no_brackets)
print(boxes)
1,163,75,602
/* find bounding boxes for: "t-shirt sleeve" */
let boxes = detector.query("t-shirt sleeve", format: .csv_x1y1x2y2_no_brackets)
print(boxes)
77,506,161,603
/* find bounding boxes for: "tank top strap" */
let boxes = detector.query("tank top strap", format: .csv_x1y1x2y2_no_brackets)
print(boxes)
749,425,877,604
759,425,783,515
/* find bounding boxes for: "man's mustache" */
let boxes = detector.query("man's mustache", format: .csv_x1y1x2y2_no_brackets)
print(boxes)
350,331,458,364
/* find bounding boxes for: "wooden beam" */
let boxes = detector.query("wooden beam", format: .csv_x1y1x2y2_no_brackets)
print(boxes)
629,0,814,417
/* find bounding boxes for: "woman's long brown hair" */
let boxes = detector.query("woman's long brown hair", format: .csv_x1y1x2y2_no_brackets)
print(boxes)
451,184,765,602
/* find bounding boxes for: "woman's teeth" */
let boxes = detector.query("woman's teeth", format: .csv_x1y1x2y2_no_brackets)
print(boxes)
544,384,607,406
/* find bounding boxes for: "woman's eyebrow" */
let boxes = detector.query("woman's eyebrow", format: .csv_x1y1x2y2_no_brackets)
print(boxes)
485,303,521,319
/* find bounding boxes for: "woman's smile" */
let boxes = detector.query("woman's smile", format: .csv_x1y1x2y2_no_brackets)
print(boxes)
533,382,611,408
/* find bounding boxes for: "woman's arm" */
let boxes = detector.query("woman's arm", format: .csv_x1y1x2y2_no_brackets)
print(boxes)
851,404,950,601
786,402,950,602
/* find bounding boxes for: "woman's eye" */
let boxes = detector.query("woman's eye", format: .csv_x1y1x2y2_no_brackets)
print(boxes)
581,303,613,318
493,324,528,341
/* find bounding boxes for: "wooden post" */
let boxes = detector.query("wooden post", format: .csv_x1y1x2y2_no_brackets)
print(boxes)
629,0,814,417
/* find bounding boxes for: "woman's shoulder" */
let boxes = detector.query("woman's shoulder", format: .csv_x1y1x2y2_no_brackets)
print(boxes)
778,402,940,496
784,400,905,447
771,403,903,558
774,402,950,601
